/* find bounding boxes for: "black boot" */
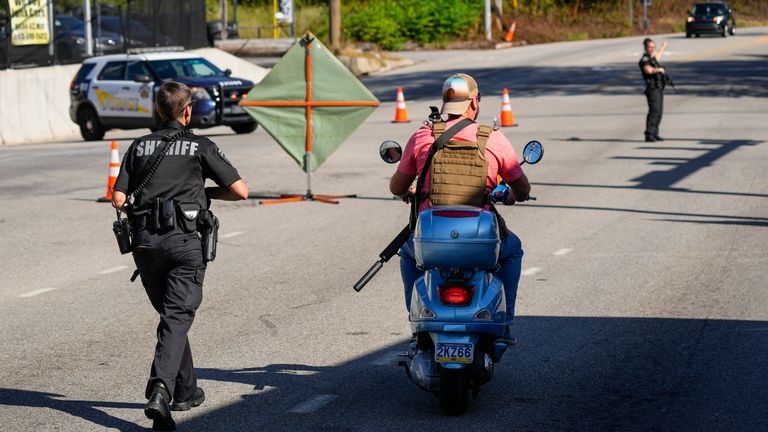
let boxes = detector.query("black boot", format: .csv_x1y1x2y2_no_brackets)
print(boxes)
145,382,176,431
645,134,656,142
654,135,664,141
171,387,206,411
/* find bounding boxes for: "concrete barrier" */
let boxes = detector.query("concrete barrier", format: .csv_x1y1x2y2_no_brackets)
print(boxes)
0,48,269,146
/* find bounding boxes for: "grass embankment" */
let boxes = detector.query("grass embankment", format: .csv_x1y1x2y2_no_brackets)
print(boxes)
207,0,768,49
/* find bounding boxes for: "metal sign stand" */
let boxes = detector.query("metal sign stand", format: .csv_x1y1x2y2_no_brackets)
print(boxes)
240,33,380,205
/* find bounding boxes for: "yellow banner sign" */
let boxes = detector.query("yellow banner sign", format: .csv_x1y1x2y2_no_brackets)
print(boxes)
10,0,50,46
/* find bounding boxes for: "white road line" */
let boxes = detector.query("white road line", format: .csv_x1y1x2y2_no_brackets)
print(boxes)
99,265,129,275
553,248,573,256
521,267,542,276
289,394,338,414
18,288,57,298
220,231,244,239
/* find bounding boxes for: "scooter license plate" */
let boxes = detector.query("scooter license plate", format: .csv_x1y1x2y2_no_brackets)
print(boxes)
435,343,474,364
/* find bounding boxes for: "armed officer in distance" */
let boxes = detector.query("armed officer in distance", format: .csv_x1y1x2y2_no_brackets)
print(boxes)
639,37,669,142
112,82,248,431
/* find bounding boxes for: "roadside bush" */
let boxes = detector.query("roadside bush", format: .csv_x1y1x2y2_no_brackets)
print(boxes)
344,0,482,50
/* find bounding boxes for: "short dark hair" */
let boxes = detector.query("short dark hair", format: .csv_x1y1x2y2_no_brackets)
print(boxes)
156,82,192,121
643,38,654,48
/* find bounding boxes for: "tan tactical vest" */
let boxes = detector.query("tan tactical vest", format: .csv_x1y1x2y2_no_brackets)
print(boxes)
429,122,492,207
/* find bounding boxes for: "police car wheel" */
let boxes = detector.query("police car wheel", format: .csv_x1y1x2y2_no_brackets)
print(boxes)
78,107,106,141
230,122,258,134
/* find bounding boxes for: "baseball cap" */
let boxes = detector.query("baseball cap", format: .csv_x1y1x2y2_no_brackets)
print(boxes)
440,73,479,116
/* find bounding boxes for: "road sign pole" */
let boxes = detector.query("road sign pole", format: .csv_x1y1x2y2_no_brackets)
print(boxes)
48,0,54,60
84,0,93,56
643,0,649,33
484,0,492,41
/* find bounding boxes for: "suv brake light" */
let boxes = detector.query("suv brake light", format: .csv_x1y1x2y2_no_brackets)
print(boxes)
438,285,475,306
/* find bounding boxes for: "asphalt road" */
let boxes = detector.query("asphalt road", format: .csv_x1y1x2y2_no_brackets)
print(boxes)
1,28,767,432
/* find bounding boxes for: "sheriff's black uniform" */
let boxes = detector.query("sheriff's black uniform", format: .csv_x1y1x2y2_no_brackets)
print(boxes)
113,120,240,402
639,53,665,141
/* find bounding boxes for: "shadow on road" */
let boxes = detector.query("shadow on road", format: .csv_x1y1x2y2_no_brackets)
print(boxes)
3,317,767,431
536,137,768,202
0,388,144,431
176,316,768,431
363,55,768,100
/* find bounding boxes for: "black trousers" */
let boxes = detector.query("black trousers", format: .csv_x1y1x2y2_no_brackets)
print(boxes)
132,229,205,401
645,86,664,138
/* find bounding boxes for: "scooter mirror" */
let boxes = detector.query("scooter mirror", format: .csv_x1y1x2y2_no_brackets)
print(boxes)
522,140,544,164
379,140,402,164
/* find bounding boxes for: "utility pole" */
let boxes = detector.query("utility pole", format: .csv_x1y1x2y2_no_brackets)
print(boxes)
330,0,341,52
48,0,54,60
484,0,491,41
84,0,93,56
643,0,650,34
221,0,228,39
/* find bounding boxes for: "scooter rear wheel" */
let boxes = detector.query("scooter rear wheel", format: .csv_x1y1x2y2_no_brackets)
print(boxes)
438,367,469,415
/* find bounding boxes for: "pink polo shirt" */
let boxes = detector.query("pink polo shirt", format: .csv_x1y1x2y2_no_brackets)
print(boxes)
397,118,524,211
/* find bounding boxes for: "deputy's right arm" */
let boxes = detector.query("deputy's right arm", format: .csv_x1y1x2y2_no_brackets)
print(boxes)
643,64,665,75
205,180,248,201
201,139,248,201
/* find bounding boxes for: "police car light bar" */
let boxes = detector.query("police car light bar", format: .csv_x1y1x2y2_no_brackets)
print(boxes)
127,46,186,54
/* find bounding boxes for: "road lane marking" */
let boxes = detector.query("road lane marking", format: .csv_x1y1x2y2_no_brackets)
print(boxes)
289,394,338,414
220,231,244,239
521,267,542,276
99,265,129,275
553,248,573,256
18,288,57,298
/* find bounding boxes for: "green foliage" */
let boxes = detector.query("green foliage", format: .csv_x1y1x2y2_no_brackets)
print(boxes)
343,0,482,50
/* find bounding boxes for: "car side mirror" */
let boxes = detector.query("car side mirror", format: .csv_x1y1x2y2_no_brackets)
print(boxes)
522,140,544,164
133,74,152,83
379,140,402,164
224,68,232,77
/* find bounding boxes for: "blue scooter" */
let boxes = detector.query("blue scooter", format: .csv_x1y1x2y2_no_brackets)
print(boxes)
355,139,543,415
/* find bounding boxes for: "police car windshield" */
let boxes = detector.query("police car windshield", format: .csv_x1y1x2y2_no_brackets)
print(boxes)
148,58,224,80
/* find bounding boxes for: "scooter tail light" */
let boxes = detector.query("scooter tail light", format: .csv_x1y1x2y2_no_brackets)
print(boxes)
438,285,475,306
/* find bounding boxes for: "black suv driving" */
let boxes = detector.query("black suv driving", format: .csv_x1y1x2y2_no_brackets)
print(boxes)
686,2,736,37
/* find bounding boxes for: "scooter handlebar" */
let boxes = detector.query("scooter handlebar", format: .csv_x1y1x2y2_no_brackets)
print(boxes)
353,260,384,292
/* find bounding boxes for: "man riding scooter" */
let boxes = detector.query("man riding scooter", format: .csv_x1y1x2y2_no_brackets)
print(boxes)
389,73,532,337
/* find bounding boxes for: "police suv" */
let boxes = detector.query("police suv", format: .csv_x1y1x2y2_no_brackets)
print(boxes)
69,51,257,141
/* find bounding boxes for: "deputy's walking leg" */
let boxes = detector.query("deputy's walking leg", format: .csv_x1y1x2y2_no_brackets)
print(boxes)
497,231,523,324
399,236,420,312
145,263,204,399
173,337,197,401
645,88,662,138
134,248,167,314
657,91,664,136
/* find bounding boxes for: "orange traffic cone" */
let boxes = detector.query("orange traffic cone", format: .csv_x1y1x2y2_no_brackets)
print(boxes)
97,140,120,202
503,21,517,43
499,88,517,127
392,87,410,123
